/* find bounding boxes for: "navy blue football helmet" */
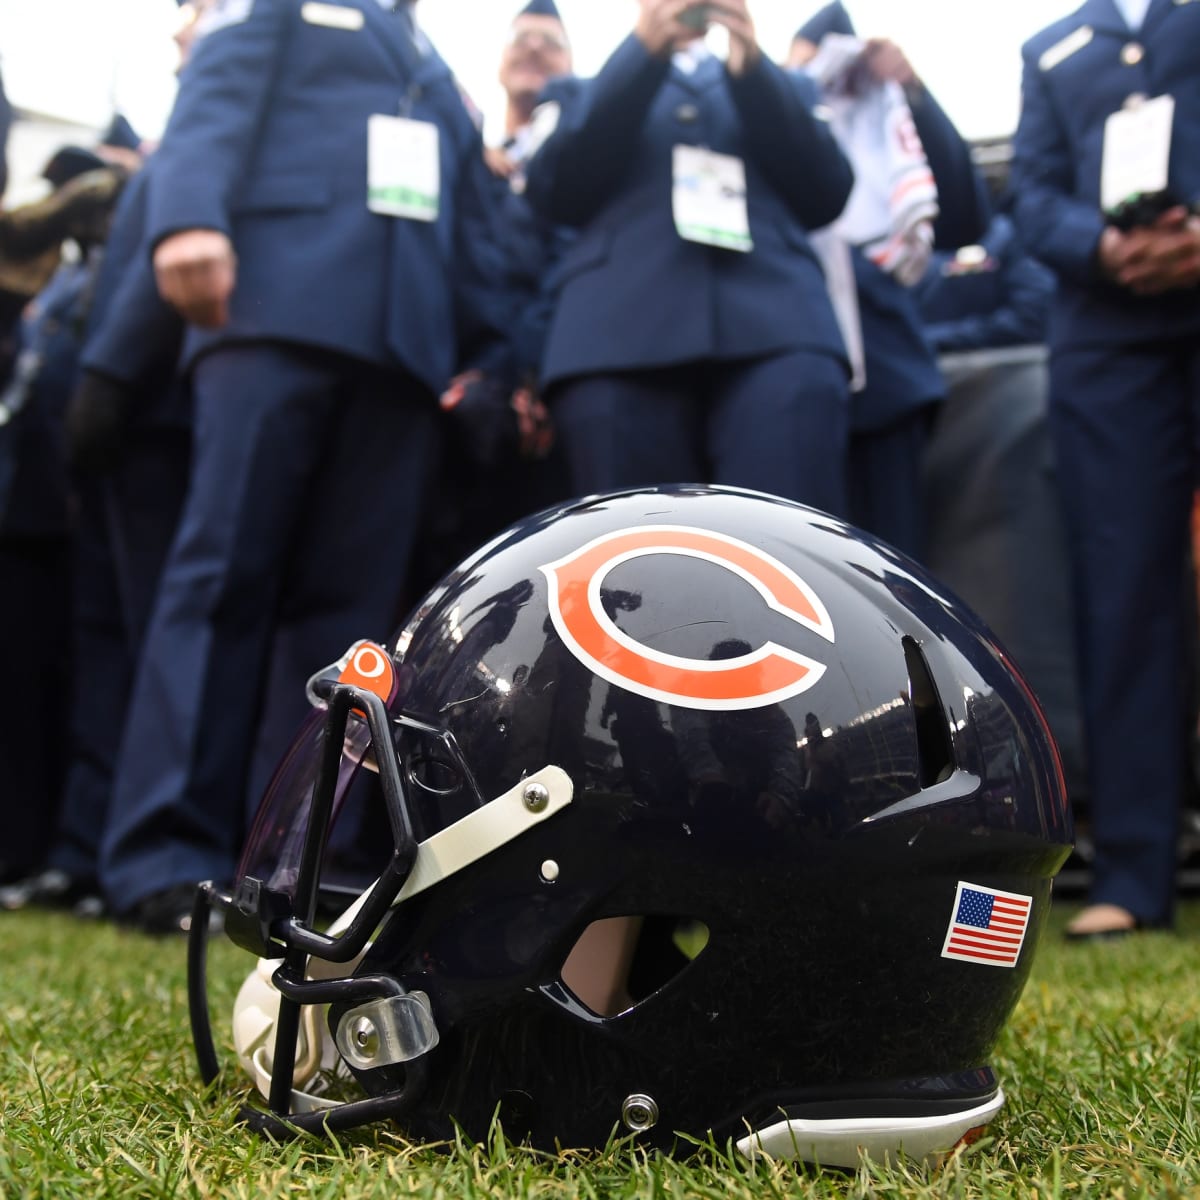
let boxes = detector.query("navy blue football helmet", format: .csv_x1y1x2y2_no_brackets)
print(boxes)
189,486,1072,1166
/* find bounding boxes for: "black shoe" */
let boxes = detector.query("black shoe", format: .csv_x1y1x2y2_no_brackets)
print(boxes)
126,883,222,937
0,869,102,913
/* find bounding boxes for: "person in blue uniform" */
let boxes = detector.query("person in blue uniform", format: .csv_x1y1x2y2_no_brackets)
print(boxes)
0,152,129,890
2,164,190,917
0,0,199,917
99,0,512,932
0,65,12,201
788,3,990,560
487,0,576,398
1012,0,1200,938
523,0,854,515
416,0,574,590
0,263,86,888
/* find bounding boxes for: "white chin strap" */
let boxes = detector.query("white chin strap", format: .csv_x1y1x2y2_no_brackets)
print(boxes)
231,765,574,1112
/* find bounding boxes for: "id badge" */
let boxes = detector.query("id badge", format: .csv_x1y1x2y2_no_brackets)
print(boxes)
368,114,440,221
672,145,752,253
1100,94,1174,213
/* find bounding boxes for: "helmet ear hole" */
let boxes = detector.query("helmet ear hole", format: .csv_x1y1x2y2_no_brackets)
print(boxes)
903,636,956,787
559,916,709,1018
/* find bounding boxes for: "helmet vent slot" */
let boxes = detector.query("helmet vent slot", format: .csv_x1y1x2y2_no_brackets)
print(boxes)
559,916,709,1018
903,636,956,788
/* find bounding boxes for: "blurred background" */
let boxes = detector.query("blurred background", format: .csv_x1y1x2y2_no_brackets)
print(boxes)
0,0,1078,204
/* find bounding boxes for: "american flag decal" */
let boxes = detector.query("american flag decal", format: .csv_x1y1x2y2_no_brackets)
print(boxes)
941,882,1033,968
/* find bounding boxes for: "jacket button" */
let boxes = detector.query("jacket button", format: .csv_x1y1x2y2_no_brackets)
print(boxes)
1120,42,1144,65
675,103,699,123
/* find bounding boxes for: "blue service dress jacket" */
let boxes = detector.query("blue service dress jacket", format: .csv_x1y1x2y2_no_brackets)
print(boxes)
145,0,510,392
82,166,185,421
1012,0,1200,348
523,34,853,387
487,159,576,387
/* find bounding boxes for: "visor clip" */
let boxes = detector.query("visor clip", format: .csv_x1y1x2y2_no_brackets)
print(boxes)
234,876,263,917
224,876,294,958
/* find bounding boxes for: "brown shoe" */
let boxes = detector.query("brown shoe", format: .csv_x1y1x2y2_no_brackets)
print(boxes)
1064,903,1139,941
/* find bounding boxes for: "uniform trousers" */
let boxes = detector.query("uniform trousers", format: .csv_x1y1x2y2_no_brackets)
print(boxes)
1050,336,1200,926
0,536,71,879
847,406,936,560
50,424,191,882
100,342,437,909
549,349,849,515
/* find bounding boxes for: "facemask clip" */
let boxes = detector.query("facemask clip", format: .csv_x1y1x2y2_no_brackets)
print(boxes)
334,991,440,1070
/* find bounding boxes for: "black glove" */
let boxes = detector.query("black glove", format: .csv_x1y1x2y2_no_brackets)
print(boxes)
64,370,140,474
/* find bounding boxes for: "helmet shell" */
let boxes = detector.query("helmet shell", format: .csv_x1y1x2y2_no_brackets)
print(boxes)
348,486,1071,1148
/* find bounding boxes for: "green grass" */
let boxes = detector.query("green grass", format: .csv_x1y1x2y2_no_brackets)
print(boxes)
2,902,1198,1199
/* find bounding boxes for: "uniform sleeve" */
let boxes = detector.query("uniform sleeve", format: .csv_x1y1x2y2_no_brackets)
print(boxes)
523,34,671,228
79,172,180,387
908,88,990,250
517,224,574,383
726,60,854,230
451,146,517,385
1011,50,1106,286
145,0,291,247
935,232,1054,353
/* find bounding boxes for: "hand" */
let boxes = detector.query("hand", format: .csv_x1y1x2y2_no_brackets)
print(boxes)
1099,208,1200,295
64,371,139,474
440,370,519,467
483,145,517,180
511,385,555,459
95,145,146,175
706,0,761,76
439,368,482,413
635,0,704,59
153,229,237,327
862,38,919,91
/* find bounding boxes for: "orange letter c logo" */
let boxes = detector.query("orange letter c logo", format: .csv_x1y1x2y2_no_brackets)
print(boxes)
540,526,834,711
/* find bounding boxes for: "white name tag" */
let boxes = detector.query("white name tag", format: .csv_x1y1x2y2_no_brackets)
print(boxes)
1101,94,1175,213
301,2,364,30
368,115,440,222
1038,25,1093,71
672,145,752,254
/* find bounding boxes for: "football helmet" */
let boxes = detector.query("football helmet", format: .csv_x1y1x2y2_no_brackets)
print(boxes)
188,485,1072,1166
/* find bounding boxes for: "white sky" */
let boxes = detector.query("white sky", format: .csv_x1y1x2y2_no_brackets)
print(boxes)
1,0,1081,173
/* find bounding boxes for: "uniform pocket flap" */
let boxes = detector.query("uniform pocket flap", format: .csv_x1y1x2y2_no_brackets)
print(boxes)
233,175,335,214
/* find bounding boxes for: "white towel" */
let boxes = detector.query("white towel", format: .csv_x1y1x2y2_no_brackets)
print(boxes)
806,35,939,287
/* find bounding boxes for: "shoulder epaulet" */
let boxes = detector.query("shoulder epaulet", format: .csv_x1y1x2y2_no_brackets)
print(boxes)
1037,25,1094,72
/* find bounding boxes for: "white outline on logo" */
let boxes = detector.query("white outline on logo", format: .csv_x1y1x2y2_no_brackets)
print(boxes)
540,525,835,711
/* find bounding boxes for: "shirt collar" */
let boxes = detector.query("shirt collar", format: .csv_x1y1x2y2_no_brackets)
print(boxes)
1112,0,1153,30
672,38,712,75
